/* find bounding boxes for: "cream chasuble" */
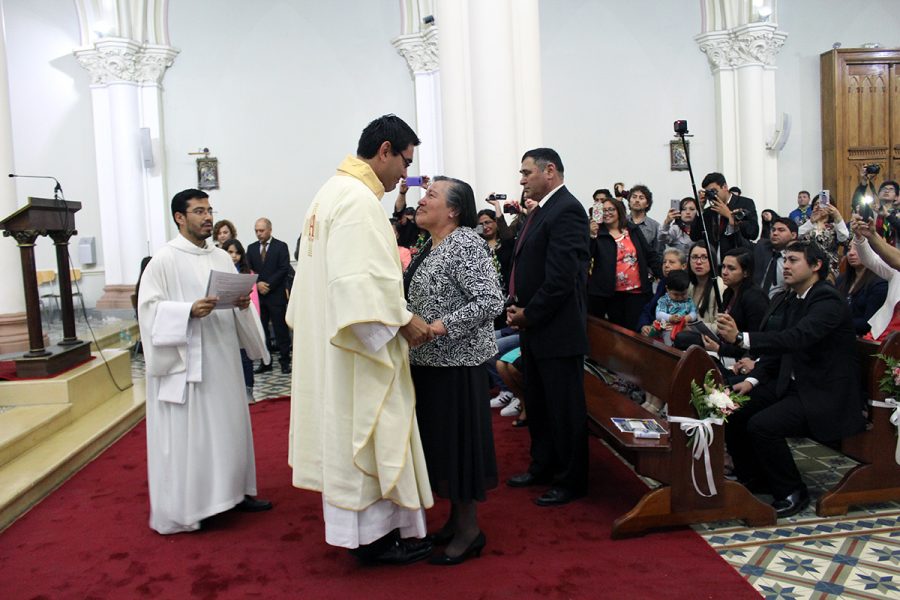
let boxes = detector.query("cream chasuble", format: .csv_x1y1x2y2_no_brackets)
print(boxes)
138,234,265,534
287,156,433,547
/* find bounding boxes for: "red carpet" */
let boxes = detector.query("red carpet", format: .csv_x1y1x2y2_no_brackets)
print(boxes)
0,397,758,599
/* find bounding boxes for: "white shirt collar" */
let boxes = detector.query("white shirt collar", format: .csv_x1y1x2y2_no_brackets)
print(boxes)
536,183,565,207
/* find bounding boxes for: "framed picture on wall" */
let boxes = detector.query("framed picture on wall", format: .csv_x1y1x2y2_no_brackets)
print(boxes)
670,140,689,171
197,157,219,190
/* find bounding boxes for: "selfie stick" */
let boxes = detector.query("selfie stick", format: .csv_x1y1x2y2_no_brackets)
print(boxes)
673,120,723,312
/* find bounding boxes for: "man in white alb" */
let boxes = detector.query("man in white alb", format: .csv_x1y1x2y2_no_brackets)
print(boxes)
138,188,272,534
287,115,435,564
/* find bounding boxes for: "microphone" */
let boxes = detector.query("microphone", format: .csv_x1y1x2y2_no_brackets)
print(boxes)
9,173,64,199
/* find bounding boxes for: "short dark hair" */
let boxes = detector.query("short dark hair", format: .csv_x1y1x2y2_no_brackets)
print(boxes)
477,209,497,222
785,239,829,279
628,184,653,209
171,189,208,225
798,190,811,197
729,186,742,196
521,148,564,174
880,180,900,195
433,176,477,229
213,219,237,240
701,172,727,189
356,114,420,159
665,269,690,292
771,216,798,235
593,188,612,200
723,247,754,280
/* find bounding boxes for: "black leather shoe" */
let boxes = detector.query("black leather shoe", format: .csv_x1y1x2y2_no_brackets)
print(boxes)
534,487,584,507
254,362,273,374
506,472,552,488
772,488,809,518
368,538,433,565
281,364,292,374
235,495,273,512
428,532,486,566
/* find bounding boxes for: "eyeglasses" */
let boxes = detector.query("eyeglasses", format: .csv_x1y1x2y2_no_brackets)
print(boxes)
397,152,413,168
601,208,617,214
690,255,709,262
188,208,215,216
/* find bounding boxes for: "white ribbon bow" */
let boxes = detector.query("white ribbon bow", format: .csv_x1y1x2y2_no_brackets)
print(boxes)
869,398,900,465
669,415,724,497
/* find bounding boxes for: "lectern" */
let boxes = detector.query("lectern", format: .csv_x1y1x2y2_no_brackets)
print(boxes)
0,197,91,377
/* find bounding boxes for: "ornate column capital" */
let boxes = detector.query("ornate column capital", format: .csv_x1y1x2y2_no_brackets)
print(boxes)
74,38,179,85
392,27,439,77
696,24,787,72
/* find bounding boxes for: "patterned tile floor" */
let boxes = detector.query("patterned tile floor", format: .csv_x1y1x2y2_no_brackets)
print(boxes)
694,439,900,599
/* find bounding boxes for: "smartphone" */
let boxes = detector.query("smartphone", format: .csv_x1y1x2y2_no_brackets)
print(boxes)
406,176,423,187
670,199,681,212
820,189,830,207
592,200,603,223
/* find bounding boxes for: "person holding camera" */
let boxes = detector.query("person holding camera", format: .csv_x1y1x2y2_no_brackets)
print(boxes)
692,172,758,260
394,176,431,248
659,197,700,255
798,194,849,281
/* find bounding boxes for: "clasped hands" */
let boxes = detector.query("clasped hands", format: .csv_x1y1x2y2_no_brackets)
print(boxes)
400,314,446,348
190,294,251,318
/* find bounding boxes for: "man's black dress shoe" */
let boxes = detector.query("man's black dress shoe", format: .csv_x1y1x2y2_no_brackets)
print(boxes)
281,364,292,375
772,488,809,518
364,538,433,565
534,487,584,507
235,495,273,512
254,362,273,374
428,532,486,566
506,472,552,488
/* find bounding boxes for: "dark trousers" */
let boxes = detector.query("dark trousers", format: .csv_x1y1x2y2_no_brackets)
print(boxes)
259,299,291,367
726,381,810,499
240,349,254,388
588,292,650,331
520,340,588,493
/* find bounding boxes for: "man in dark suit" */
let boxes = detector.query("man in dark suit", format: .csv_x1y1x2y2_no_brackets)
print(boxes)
717,240,865,517
247,218,293,374
752,217,798,298
692,172,758,260
505,148,591,506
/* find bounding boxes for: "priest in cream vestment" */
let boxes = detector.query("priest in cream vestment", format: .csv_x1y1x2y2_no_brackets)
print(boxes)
287,116,435,564
139,189,272,535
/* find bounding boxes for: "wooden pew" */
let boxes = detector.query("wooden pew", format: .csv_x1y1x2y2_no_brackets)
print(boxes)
584,316,776,538
816,332,900,516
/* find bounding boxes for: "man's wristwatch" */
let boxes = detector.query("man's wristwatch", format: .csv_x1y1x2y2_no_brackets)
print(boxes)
735,332,744,347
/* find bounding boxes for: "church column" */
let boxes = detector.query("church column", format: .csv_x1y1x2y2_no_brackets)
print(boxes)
74,39,178,309
0,7,30,353
696,8,786,212
436,0,542,196
392,25,443,179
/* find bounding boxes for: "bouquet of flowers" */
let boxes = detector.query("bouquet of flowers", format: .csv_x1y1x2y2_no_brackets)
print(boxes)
689,369,749,425
875,353,900,400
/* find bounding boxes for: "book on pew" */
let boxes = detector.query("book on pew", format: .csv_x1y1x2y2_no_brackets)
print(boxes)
611,418,667,438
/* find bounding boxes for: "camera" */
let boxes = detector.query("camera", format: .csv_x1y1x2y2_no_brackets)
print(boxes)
502,201,520,215
731,208,747,221
674,120,688,135
488,193,507,201
865,163,881,176
702,188,718,203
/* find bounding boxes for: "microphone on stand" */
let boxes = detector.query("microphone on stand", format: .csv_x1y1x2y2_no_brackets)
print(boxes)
8,173,64,200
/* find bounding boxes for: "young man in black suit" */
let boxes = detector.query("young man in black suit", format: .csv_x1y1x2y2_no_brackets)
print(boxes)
505,148,591,507
717,240,865,518
751,217,798,299
247,218,293,374
693,172,759,260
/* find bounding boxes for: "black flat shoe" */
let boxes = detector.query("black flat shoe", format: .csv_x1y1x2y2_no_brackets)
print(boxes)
534,487,584,507
254,363,273,374
506,472,552,488
363,538,433,565
772,488,809,518
235,495,273,512
428,532,486,566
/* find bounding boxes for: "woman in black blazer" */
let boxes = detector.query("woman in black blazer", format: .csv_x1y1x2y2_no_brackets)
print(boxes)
836,245,888,336
588,197,662,330
702,247,768,359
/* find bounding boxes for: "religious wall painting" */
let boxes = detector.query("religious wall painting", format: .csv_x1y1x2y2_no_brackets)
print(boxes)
670,140,689,171
197,157,219,190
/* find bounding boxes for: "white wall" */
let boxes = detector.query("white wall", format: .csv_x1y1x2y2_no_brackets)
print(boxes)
4,0,105,304
539,0,718,224
163,0,416,253
775,0,900,211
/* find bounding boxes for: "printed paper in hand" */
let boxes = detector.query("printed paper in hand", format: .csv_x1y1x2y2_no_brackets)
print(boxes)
205,270,258,309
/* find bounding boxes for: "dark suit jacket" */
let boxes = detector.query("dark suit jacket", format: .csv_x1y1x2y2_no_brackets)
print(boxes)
835,272,889,336
748,280,865,441
247,237,292,306
587,223,662,298
718,281,769,358
693,194,759,255
512,186,590,359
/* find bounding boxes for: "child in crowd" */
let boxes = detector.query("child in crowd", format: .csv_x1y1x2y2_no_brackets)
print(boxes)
655,270,697,326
